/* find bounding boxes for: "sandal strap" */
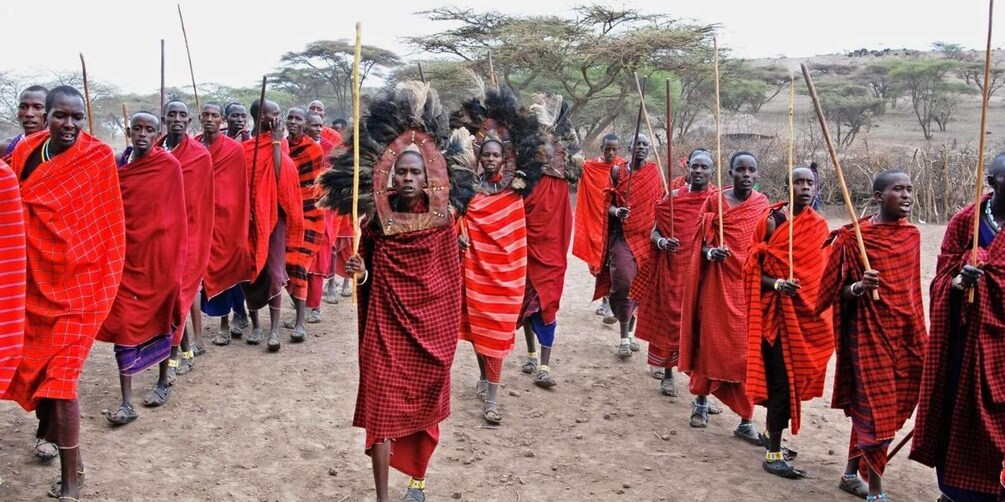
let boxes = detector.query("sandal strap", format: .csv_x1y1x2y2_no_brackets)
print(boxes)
182,350,194,360
539,364,551,373
167,358,179,368
408,478,426,490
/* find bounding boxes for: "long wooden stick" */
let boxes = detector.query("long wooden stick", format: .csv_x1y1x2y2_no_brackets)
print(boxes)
177,4,200,111
351,22,363,304
633,72,668,194
970,0,995,303
666,78,675,239
801,63,879,300
417,62,427,84
713,37,724,246
79,53,94,135
122,104,130,148
160,39,166,133
788,73,795,280
624,97,645,206
249,75,267,239
886,429,914,462
488,51,498,88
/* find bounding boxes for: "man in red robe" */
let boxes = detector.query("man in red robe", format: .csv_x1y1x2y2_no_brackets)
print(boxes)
745,166,833,478
156,101,214,385
3,86,126,501
632,151,715,396
308,101,352,301
0,158,25,397
575,134,623,322
305,114,336,316
911,157,1005,501
196,103,252,347
1,85,48,160
225,102,250,142
593,134,664,359
308,99,344,150
243,99,304,352
98,112,187,424
282,107,325,341
678,151,768,442
817,170,927,501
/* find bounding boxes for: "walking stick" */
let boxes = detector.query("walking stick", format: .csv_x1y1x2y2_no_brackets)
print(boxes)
801,63,879,300
633,72,668,194
249,75,267,243
787,74,795,280
713,37,724,246
666,78,675,239
79,53,94,135
488,51,498,88
122,104,130,148
178,4,200,111
623,97,646,208
160,39,166,134
969,0,995,304
417,61,427,84
886,429,914,462
351,21,362,305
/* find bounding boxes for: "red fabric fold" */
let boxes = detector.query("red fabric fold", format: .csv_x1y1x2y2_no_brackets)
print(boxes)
522,176,572,324
573,156,624,275
3,131,126,411
195,133,250,299
0,160,25,396
285,136,325,300
98,148,187,346
744,203,833,435
243,136,304,282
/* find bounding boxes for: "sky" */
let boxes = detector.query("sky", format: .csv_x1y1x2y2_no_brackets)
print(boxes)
3,0,1001,94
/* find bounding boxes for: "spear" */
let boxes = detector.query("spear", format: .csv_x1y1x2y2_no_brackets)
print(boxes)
969,0,995,303
79,53,94,135
351,21,363,304
787,73,795,280
713,37,724,246
633,72,668,194
177,4,200,111
666,78,675,239
160,39,166,133
122,103,130,148
801,63,879,300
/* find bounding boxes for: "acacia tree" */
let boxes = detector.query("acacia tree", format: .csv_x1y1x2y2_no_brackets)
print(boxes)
816,82,886,147
890,59,962,139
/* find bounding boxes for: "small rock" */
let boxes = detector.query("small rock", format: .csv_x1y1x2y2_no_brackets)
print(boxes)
828,449,835,455
328,467,338,476
524,450,535,458
452,493,462,499
509,390,520,397
623,483,631,489
575,434,584,440
616,489,626,495
603,414,612,420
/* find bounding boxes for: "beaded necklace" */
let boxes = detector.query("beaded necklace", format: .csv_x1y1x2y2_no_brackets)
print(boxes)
41,138,52,163
986,198,1002,233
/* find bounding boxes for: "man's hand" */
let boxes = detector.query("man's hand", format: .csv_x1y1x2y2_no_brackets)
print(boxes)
609,206,630,219
657,237,680,253
777,279,801,297
958,264,984,289
458,235,470,252
345,254,366,278
270,116,283,142
707,246,730,262
857,269,880,292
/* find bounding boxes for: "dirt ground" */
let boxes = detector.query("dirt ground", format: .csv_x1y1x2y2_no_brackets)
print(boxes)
1,216,947,502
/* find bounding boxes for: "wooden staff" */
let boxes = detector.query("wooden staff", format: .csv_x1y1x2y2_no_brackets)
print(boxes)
801,63,879,300
666,78,675,239
787,73,795,279
417,61,427,84
623,98,646,206
351,22,363,304
122,103,130,148
249,75,267,233
969,0,995,303
488,51,498,87
177,4,200,111
160,39,166,132
633,72,668,194
886,430,914,462
713,37,724,246
79,53,94,135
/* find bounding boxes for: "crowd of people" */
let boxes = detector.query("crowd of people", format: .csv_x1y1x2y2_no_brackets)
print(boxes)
0,77,1000,502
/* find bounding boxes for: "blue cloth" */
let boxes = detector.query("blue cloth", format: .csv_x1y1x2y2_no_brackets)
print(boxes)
202,284,248,318
529,312,556,348
114,335,171,376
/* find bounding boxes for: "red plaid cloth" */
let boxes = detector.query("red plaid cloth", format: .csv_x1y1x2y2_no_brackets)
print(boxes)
910,195,1005,495
285,136,325,300
97,148,187,347
162,135,214,343
3,131,125,411
744,204,833,435
677,189,769,418
0,160,25,396
195,134,250,299
320,127,343,154
522,176,572,324
632,185,715,366
592,161,665,301
244,136,304,282
573,156,624,275
353,218,461,447
818,217,926,444
459,190,527,359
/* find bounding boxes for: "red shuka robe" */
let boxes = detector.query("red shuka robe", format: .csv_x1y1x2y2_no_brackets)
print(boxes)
0,160,25,396
310,136,337,278
522,175,573,324
573,156,624,275
97,148,187,346
631,185,716,364
592,161,665,301
744,203,834,435
244,136,304,282
818,217,927,475
285,135,325,300
910,195,1005,495
195,133,250,299
677,189,769,417
163,135,214,343
3,131,126,411
320,127,342,152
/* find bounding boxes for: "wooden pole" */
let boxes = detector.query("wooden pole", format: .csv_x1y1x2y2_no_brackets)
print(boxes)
970,0,995,303
788,73,795,280
488,51,498,87
79,53,94,135
178,4,200,111
351,22,363,304
886,430,914,462
623,99,645,206
249,75,267,238
666,78,675,239
417,62,427,84
633,72,668,194
160,39,166,133
713,37,724,246
122,103,130,148
801,63,879,300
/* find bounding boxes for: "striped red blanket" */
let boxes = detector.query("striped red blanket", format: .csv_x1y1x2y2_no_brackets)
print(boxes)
285,136,325,300
573,156,624,275
0,160,25,396
195,133,250,299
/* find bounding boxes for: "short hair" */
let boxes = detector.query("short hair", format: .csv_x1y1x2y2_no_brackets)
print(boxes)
20,85,48,98
602,133,619,144
989,152,1005,177
331,118,348,127
287,107,306,117
689,148,709,161
44,86,84,113
162,99,188,115
201,101,224,114
729,151,756,170
249,100,262,120
224,102,245,115
872,169,908,193
129,111,160,126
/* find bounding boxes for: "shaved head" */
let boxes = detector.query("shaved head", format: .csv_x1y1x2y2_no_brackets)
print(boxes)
872,169,909,193
990,152,1005,177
